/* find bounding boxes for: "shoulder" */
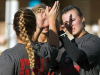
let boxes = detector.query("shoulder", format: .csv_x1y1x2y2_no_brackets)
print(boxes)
33,42,58,56
85,33,100,42
2,43,25,54
1,43,27,61
78,32,100,43
37,42,57,50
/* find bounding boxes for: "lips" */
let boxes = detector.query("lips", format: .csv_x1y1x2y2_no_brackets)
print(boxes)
68,27,75,34
72,28,75,32
43,27,48,30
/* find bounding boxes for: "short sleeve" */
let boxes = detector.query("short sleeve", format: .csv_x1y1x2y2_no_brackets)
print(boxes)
0,52,14,75
48,45,58,59
44,43,58,59
80,36,100,65
36,43,58,59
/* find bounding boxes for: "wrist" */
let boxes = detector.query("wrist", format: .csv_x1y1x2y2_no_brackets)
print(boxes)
48,18,56,22
58,30,67,38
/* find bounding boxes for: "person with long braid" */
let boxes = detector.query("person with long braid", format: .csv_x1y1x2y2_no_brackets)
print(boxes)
0,1,59,75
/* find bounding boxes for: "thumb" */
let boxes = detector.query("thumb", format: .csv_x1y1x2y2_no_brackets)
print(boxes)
49,7,51,11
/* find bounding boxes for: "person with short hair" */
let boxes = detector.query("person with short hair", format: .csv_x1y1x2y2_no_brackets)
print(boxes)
57,5,100,75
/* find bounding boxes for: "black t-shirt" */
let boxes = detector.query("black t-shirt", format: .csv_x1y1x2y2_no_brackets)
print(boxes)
60,32,100,75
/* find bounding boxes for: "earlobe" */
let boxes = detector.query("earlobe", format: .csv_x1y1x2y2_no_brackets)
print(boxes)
82,16,85,22
81,16,85,27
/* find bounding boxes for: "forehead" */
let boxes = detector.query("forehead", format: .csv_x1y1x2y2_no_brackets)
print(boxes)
62,10,79,21
36,13,41,18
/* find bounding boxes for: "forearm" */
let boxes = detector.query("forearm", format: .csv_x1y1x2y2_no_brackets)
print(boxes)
32,29,42,43
49,19,59,49
59,31,87,62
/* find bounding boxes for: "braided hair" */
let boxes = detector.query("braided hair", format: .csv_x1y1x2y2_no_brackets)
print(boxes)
13,9,36,75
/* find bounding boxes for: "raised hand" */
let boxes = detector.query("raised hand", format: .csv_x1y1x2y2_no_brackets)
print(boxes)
45,1,60,49
61,24,67,32
37,10,47,29
32,10,47,43
46,1,60,21
63,14,72,33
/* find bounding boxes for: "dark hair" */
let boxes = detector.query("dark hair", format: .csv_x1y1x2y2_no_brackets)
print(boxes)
13,9,36,73
13,9,36,39
62,5,83,18
62,5,85,26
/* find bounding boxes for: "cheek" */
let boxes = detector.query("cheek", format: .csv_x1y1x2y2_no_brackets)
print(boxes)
44,21,49,25
73,19,79,25
73,20,82,27
76,22,84,33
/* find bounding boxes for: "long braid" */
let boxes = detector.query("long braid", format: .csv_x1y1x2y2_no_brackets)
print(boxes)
17,9,35,75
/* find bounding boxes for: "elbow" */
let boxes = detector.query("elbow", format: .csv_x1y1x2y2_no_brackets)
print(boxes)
73,51,87,62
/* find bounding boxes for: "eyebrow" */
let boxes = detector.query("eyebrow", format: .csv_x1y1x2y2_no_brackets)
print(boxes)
63,21,68,25
63,18,75,24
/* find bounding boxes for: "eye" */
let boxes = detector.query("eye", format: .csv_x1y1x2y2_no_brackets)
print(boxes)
71,19,75,21
63,22,68,25
65,23,67,25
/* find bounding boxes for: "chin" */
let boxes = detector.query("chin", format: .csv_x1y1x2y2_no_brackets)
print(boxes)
42,31,48,34
72,32,77,36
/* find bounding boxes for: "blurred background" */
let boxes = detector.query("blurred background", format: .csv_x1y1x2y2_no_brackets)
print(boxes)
0,0,100,54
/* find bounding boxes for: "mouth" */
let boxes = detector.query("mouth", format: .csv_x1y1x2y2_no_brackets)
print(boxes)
67,27,75,34
43,27,49,30
72,28,75,32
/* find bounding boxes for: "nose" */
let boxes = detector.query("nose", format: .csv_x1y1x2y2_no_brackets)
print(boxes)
44,19,49,27
71,22,74,26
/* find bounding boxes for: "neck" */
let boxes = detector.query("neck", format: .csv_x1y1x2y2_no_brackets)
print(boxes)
17,37,24,44
38,33,48,43
74,30,86,38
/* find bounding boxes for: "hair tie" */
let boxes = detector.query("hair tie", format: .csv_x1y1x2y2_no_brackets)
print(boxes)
31,69,34,72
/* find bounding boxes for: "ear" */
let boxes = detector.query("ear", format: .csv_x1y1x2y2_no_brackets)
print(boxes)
81,16,85,27
13,24,15,31
81,16,85,23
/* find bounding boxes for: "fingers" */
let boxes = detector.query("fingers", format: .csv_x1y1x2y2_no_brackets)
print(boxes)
52,1,57,10
41,10,46,20
56,1,60,11
45,1,60,21
69,14,72,26
56,2,60,18
49,7,51,11
46,6,49,15
61,25,67,32
54,1,60,18
53,1,60,11
41,10,43,18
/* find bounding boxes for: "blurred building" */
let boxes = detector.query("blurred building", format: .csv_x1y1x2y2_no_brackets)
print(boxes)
0,0,100,53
